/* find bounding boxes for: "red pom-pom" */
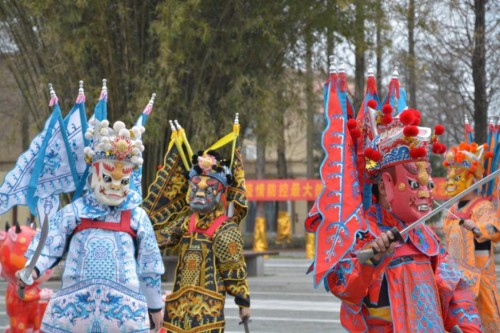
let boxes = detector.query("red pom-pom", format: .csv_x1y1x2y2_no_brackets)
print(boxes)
438,143,447,154
485,151,494,158
367,100,377,109
381,114,393,124
399,110,415,125
350,128,361,138
157,165,163,170
434,124,445,135
432,143,443,154
403,125,419,137
411,109,421,125
347,119,358,129
382,104,393,115
410,147,427,159
364,147,375,158
371,151,382,162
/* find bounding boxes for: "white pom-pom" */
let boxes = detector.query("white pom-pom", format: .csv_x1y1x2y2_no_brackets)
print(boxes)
104,143,113,151
113,121,126,131
100,128,109,136
119,128,130,137
139,144,145,152
101,136,109,144
132,147,140,155
137,157,144,165
85,131,93,140
139,126,145,133
101,120,109,127
84,147,91,154
88,150,95,157
131,156,139,164
131,127,141,138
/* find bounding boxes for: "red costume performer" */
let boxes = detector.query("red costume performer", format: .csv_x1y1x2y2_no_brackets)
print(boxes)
0,223,53,333
306,63,482,333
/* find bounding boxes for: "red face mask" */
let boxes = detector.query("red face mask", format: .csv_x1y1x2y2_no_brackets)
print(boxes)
380,161,435,224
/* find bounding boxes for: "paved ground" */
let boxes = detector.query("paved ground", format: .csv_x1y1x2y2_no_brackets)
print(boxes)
1,251,499,332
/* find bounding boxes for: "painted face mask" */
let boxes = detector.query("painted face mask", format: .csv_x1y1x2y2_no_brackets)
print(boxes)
445,167,473,197
91,160,134,206
188,175,224,214
381,161,435,224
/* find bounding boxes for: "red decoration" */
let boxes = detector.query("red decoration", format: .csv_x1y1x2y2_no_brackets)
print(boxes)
399,110,415,125
403,126,419,137
371,151,382,161
367,100,377,109
157,165,163,170
434,124,445,135
410,147,427,158
347,119,358,129
382,104,393,115
381,114,393,124
350,128,361,138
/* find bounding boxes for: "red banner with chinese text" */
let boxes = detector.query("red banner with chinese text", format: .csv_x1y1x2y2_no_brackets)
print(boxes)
246,178,449,201
246,179,323,201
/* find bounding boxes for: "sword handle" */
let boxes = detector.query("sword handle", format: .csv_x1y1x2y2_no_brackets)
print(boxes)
357,227,402,264
16,267,35,299
17,286,25,299
458,219,482,238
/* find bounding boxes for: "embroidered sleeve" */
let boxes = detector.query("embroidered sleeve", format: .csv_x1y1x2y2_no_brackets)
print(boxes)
435,250,482,332
155,215,189,250
472,200,500,242
214,222,250,308
135,208,165,310
24,204,78,275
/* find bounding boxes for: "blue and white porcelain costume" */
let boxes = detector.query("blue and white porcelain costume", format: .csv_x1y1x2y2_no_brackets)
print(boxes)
25,190,164,332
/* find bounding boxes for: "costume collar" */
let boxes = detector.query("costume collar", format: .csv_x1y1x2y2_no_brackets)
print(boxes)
77,190,142,219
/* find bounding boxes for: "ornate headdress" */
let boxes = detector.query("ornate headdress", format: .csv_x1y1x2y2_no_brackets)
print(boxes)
144,114,248,242
348,65,446,182
83,119,146,167
189,150,233,187
443,142,490,179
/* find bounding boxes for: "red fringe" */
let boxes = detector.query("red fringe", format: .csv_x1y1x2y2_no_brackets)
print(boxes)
366,76,378,95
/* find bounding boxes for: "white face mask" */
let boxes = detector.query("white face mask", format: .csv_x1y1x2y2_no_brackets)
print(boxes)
91,160,134,206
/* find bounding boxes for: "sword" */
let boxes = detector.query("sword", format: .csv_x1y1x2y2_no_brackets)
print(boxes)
17,214,49,299
433,200,482,237
239,318,250,333
358,168,500,263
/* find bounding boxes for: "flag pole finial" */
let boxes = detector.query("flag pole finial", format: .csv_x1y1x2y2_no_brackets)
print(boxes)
367,59,375,77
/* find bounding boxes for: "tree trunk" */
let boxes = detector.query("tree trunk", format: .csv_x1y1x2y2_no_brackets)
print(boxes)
305,27,314,210
354,0,366,110
407,0,417,110
375,0,383,95
472,0,487,144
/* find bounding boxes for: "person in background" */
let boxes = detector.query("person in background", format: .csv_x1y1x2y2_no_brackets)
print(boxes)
443,141,500,333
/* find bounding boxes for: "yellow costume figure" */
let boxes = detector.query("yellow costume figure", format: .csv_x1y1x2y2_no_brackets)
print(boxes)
144,116,250,333
443,142,500,333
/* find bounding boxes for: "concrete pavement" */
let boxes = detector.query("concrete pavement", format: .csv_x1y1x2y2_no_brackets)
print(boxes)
3,251,499,332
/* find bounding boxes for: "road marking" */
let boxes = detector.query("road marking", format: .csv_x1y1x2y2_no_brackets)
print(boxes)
225,299,340,312
226,315,341,324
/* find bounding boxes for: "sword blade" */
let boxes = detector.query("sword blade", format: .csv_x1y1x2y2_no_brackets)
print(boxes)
22,214,49,278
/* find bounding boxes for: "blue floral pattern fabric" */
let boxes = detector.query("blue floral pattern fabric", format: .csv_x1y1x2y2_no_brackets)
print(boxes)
25,191,164,332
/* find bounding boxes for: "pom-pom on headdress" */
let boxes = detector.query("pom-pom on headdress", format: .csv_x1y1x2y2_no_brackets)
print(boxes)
82,80,147,168
189,150,233,188
443,142,491,180
359,65,446,181
83,120,145,167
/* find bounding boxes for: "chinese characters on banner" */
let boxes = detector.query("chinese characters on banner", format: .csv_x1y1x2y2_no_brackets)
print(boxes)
246,178,449,201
